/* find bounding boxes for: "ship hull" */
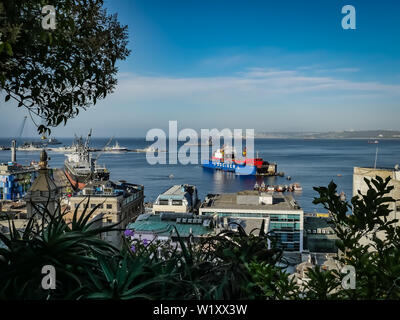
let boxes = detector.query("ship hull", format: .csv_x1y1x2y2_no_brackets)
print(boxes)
64,168,88,190
201,160,257,175
64,164,110,190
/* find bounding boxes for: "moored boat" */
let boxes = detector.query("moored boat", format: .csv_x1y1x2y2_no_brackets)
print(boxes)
64,130,109,190
201,146,277,176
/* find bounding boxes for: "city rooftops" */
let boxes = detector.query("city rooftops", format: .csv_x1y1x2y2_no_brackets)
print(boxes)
200,190,302,212
75,180,143,198
0,163,37,175
126,213,214,238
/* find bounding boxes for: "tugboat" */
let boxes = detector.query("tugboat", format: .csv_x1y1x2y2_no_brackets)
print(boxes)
201,146,277,176
64,129,109,190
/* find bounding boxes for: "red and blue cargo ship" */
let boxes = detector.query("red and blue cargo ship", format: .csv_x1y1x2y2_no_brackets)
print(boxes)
201,146,277,176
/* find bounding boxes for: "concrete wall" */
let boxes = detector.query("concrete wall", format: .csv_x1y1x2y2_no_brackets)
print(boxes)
353,167,400,212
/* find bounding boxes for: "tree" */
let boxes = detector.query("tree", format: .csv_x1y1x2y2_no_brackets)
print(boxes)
0,0,130,134
312,176,400,299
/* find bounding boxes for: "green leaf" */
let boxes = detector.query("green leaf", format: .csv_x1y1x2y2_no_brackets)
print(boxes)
5,42,12,56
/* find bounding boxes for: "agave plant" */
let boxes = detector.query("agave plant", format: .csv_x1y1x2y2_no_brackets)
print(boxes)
0,196,120,299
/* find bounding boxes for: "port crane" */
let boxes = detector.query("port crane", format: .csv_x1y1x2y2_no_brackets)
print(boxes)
84,128,92,150
94,136,114,161
16,116,27,146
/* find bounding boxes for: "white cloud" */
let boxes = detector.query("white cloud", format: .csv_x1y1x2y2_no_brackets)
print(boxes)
113,67,400,103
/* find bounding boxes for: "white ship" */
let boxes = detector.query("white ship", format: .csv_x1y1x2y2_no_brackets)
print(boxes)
104,141,128,153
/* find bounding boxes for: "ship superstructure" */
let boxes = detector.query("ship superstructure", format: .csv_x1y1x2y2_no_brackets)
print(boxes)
64,130,109,190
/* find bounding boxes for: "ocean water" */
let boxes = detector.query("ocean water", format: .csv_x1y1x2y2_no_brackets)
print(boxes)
1,137,399,213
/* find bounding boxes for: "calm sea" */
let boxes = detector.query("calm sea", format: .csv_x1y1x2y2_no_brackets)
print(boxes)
1,138,399,213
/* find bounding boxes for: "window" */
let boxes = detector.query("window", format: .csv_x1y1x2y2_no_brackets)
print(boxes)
159,200,169,205
172,200,182,206
107,204,112,209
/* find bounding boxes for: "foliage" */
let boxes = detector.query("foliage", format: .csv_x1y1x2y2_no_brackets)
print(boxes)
312,176,400,299
1,176,400,300
0,0,130,134
0,198,118,299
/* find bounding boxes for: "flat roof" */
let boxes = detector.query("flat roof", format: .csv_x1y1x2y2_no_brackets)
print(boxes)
200,191,302,212
127,213,213,237
304,216,334,230
158,185,194,201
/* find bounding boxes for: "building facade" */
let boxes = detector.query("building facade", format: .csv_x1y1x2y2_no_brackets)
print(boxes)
153,184,199,214
0,163,39,201
199,190,304,252
353,166,400,246
67,180,144,247
303,214,338,253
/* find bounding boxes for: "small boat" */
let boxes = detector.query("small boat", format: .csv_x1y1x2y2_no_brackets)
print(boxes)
267,186,275,192
293,183,302,192
275,185,285,192
47,137,62,145
286,176,292,180
260,181,266,191
254,182,259,190
368,140,379,144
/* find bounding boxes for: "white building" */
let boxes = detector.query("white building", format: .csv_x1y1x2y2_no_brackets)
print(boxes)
199,190,304,252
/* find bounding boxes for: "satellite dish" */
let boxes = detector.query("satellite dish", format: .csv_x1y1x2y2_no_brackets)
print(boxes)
395,164,399,171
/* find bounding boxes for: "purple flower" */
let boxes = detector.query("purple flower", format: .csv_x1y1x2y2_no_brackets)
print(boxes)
124,229,134,237
130,245,136,252
143,239,149,246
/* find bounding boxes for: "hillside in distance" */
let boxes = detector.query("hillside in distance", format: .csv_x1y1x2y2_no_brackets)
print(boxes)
256,130,400,139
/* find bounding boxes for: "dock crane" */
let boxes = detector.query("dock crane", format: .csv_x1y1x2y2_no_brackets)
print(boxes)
84,128,92,150
94,136,114,161
17,116,27,147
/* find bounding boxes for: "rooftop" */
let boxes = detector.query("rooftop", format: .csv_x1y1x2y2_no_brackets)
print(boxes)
304,216,337,237
74,180,143,198
0,163,37,175
127,213,214,237
200,190,302,212
158,184,196,201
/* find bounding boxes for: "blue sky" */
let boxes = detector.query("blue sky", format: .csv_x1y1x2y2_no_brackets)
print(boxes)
1,0,400,137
